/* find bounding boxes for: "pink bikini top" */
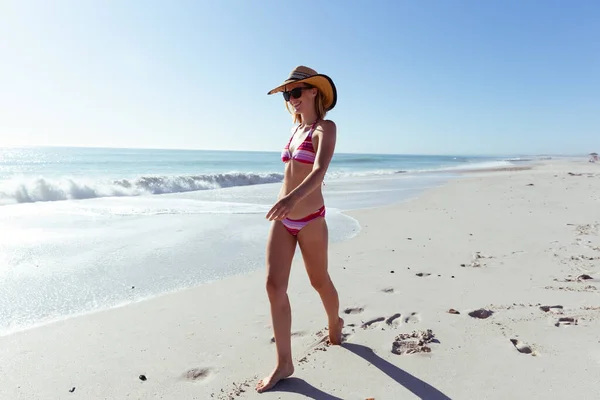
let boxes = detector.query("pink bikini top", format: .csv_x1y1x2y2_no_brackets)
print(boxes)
281,121,318,164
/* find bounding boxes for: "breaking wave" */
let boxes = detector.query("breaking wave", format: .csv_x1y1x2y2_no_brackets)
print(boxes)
0,157,520,205
0,172,284,204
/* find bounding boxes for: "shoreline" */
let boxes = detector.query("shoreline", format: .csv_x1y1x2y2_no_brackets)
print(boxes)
0,169,453,337
0,160,578,333
3,158,600,399
0,156,498,337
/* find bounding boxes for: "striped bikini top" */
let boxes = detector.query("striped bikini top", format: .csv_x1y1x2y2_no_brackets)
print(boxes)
281,121,318,164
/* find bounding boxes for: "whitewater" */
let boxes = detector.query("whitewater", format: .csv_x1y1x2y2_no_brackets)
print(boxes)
0,146,527,335
0,147,515,205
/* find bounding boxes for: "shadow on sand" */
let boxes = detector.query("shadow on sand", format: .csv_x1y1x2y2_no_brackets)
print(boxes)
268,342,452,399
267,377,344,399
343,342,452,400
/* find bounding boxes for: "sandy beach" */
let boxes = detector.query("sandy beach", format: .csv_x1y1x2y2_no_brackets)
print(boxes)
2,158,600,400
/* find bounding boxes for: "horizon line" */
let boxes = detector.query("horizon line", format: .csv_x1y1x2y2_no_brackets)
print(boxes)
0,144,584,158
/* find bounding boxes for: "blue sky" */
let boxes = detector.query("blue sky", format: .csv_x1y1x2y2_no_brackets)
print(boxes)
0,0,598,155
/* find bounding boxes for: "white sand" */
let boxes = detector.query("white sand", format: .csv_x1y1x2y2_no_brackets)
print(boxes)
3,159,600,399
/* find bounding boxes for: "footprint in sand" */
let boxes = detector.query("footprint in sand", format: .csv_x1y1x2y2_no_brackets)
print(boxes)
510,339,534,355
344,306,364,314
386,313,402,326
563,274,594,282
540,305,563,314
555,317,578,327
361,317,385,329
572,223,599,236
404,312,421,324
212,379,253,399
299,327,353,364
341,332,352,342
392,329,437,355
182,367,211,381
461,252,494,268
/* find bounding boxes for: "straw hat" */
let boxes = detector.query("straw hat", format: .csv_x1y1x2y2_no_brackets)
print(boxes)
267,66,337,111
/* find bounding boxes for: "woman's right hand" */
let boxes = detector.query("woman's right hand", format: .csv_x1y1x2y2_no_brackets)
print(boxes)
265,194,298,221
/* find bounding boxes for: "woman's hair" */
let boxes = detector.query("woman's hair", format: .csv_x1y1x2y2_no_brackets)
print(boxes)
285,84,327,124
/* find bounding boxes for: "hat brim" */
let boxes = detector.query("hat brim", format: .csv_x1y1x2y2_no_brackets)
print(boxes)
267,74,337,111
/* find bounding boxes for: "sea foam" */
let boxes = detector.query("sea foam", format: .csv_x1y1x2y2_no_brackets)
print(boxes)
0,172,284,204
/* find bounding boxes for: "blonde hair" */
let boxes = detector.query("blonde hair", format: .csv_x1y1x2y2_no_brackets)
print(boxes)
285,85,327,124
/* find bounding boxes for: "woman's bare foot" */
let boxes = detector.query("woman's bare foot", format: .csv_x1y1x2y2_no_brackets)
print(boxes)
255,362,294,393
329,317,344,345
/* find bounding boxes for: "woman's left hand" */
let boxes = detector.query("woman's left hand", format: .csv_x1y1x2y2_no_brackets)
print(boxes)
266,195,298,221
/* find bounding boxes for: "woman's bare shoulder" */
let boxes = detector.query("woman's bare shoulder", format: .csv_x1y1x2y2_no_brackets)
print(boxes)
316,119,336,134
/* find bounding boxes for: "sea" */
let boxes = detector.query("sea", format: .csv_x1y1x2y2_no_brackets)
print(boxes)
0,146,527,335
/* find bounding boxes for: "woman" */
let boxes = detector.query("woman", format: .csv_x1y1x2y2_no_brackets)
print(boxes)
256,66,344,393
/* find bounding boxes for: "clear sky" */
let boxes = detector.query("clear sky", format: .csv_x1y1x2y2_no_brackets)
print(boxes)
0,0,598,155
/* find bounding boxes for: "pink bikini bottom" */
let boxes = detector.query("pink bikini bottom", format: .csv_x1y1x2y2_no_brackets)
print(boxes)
281,205,326,236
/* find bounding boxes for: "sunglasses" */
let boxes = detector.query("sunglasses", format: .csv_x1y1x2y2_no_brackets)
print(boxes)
282,87,312,102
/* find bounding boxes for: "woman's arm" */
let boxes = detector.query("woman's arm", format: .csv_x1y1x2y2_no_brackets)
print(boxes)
265,120,337,221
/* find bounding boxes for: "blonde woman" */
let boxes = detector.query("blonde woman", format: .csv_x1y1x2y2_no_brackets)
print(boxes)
256,66,344,393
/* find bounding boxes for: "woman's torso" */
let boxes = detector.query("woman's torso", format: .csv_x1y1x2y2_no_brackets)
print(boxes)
280,121,325,219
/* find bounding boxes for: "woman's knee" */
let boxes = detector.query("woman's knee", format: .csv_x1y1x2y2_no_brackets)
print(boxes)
266,272,288,299
308,273,331,292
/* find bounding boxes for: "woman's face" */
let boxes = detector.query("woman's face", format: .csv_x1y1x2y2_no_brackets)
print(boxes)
283,82,316,114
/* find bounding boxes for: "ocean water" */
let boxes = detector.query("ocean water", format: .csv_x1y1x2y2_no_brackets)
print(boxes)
0,147,518,335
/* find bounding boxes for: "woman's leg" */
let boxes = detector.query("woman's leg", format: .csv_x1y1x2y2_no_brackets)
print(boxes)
256,221,298,393
297,217,344,344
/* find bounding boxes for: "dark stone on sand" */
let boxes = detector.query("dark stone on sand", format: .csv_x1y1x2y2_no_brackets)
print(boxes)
526,183,534,186
468,309,494,319
132,286,135,289
407,238,412,240
139,375,147,381
451,276,455,278
448,309,460,314
69,387,76,393
578,274,593,280
460,264,466,267
390,270,395,273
